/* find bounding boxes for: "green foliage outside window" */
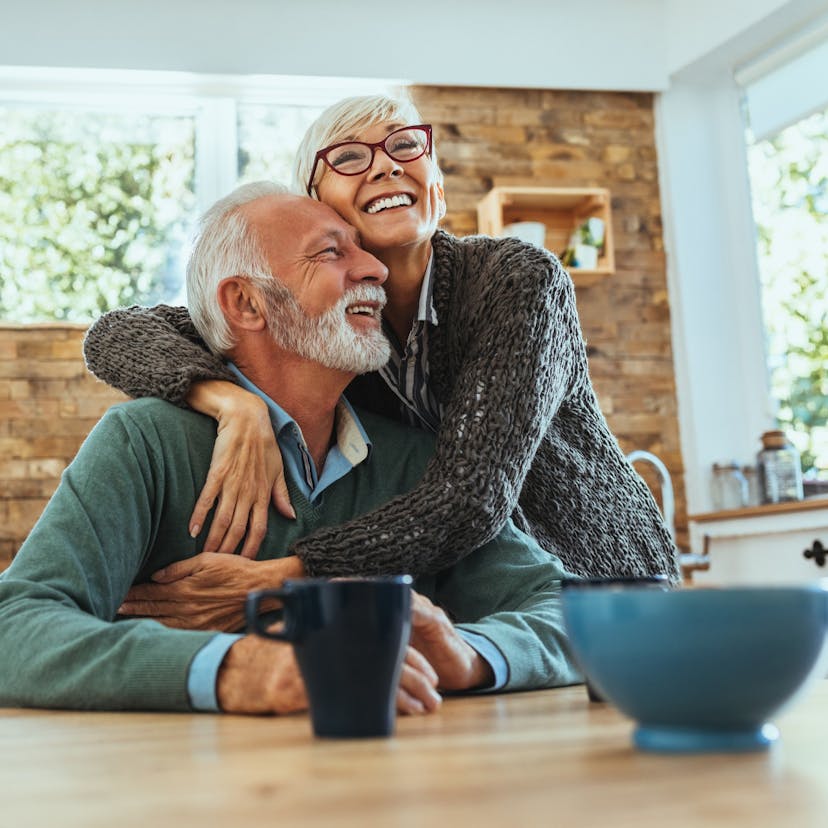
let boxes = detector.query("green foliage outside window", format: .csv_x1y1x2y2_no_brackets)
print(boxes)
0,107,196,323
748,108,828,472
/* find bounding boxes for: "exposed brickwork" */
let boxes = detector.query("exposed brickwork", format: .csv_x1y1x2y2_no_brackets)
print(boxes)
0,325,125,568
0,85,686,570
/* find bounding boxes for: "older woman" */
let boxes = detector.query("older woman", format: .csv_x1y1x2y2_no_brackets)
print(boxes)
84,94,679,594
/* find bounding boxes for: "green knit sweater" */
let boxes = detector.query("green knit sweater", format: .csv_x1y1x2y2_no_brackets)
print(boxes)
0,399,579,712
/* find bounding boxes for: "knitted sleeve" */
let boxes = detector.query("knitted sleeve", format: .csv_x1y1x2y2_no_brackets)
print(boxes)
83,305,236,406
293,239,577,577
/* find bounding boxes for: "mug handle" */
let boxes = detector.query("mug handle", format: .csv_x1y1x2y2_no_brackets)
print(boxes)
245,589,297,641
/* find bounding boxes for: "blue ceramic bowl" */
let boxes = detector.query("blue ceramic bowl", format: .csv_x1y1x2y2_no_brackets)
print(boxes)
562,582,828,753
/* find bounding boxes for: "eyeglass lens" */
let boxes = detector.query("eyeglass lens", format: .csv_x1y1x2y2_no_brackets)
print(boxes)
326,127,429,175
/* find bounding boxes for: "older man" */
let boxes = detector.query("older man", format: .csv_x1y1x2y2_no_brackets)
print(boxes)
0,182,579,715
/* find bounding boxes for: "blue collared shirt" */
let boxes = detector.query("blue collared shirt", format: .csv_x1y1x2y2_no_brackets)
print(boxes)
187,366,506,710
228,363,372,504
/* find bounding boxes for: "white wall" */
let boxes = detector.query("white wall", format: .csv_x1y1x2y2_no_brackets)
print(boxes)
656,80,772,513
665,0,789,73
0,0,666,90
0,0,804,93
0,1,814,90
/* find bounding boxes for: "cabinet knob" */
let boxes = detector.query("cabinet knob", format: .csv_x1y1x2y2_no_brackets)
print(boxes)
803,540,827,568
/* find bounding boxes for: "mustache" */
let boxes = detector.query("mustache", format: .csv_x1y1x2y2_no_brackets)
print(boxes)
339,284,387,312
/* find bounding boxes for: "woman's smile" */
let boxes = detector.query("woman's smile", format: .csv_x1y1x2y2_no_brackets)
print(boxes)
363,192,415,214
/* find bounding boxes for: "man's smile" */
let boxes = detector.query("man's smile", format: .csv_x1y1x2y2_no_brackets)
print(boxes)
345,298,383,331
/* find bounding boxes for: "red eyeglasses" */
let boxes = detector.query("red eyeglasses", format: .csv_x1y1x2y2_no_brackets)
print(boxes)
306,124,432,196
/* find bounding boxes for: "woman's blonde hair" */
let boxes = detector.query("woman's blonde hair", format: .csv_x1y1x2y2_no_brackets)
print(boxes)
293,94,443,197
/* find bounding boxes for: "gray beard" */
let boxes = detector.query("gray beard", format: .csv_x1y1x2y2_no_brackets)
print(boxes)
262,282,391,374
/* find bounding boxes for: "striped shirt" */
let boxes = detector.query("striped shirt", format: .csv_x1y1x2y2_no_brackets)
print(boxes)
378,252,444,433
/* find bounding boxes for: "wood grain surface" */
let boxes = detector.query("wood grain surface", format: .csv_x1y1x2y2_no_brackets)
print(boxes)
1,682,826,827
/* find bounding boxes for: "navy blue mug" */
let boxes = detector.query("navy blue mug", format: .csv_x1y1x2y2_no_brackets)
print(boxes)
246,576,412,738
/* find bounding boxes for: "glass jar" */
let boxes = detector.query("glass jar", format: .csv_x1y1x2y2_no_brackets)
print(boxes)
756,430,804,504
742,465,762,507
711,462,749,511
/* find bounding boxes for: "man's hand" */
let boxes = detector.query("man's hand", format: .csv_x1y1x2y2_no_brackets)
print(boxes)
409,593,494,691
397,645,442,715
216,635,307,714
119,553,304,632
218,637,442,718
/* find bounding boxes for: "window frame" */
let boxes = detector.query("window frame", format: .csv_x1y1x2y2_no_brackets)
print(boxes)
0,66,402,316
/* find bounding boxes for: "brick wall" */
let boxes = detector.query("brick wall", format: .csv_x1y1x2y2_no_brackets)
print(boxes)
0,325,124,567
0,84,686,570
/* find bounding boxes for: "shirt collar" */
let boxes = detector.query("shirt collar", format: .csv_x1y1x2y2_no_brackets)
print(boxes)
416,250,439,326
332,397,371,466
226,363,371,467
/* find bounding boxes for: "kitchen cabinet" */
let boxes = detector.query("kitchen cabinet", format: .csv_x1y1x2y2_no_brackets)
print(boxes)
476,186,614,287
689,498,828,585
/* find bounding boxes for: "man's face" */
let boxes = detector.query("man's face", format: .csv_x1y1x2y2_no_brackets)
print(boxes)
245,195,391,373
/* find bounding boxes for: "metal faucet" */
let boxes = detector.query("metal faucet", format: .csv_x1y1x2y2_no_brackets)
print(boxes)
626,450,675,540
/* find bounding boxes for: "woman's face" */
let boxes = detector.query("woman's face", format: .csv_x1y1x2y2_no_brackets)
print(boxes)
315,121,445,256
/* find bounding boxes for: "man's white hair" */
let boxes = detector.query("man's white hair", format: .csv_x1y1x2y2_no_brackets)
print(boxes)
293,94,443,197
186,180,288,355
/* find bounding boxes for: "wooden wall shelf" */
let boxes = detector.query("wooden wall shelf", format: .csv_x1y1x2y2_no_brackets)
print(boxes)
690,496,828,524
476,186,614,286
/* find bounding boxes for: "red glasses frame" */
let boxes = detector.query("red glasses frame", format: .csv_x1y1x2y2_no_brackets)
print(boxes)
306,124,433,196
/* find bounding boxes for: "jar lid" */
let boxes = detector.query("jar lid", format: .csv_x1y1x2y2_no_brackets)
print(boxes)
761,430,789,448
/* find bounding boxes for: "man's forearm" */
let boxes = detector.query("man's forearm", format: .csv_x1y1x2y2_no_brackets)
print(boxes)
0,581,215,711
433,521,582,692
257,556,305,584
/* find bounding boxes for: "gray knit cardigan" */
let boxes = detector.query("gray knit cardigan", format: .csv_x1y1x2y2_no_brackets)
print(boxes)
83,230,680,582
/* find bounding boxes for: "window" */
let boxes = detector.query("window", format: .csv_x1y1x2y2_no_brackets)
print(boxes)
0,68,400,323
746,109,828,472
741,35,828,476
0,105,196,322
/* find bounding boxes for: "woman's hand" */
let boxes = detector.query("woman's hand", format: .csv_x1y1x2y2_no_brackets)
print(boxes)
118,553,304,632
186,380,295,557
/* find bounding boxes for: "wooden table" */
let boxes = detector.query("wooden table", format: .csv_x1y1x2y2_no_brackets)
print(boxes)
1,683,826,828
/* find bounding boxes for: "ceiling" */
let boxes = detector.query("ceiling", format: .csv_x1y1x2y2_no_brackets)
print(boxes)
0,0,825,91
